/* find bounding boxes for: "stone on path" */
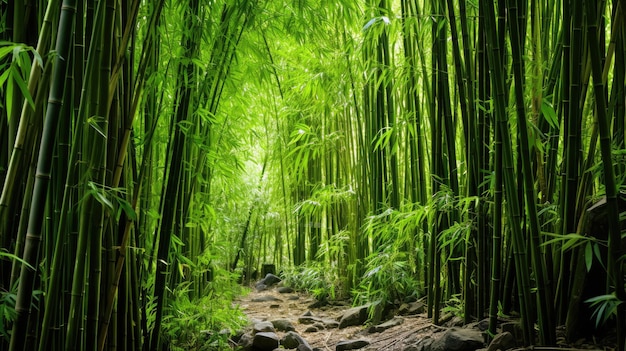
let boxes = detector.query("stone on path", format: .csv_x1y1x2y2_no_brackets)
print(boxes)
399,301,426,315
271,318,296,332
338,304,370,328
256,273,282,290
277,286,295,293
298,314,339,329
251,295,283,302
336,339,370,351
430,328,484,351
281,331,313,351
487,332,515,351
304,325,319,333
253,321,275,333
237,332,254,351
369,316,404,333
252,332,280,351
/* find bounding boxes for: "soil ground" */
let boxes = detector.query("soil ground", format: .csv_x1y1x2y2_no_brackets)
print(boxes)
234,286,617,351
235,286,460,350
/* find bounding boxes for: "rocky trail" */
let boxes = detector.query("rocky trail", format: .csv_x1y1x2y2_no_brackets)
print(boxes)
230,274,613,351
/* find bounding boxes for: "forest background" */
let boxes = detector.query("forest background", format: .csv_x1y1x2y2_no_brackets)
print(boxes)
0,0,625,350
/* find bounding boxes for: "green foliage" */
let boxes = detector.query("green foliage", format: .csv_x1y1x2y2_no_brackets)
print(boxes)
354,245,420,308
0,41,41,119
0,282,42,342
282,261,344,301
585,293,624,328
0,286,16,342
162,266,248,351
351,205,430,309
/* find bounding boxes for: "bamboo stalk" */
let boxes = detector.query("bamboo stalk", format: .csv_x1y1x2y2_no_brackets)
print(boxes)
9,0,77,349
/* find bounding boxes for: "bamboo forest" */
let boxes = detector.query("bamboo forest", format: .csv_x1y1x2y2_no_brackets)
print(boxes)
1,0,626,350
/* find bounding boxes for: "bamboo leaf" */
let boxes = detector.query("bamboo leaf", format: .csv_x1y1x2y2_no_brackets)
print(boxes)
88,182,114,212
0,250,35,271
541,98,558,129
117,198,137,221
0,43,16,59
11,65,35,109
87,116,107,139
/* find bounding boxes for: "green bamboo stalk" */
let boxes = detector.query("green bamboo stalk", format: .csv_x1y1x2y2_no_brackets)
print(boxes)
506,0,555,343
149,2,201,348
557,0,584,319
8,0,77,349
64,0,110,348
480,0,534,344
0,0,58,250
585,2,625,349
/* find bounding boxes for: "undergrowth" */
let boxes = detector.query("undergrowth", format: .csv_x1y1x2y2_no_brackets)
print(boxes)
163,265,248,351
282,261,348,301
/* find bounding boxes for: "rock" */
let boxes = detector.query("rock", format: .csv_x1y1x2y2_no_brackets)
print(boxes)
445,316,465,327
369,316,404,333
413,336,435,351
338,304,370,328
288,295,300,300
281,332,301,349
304,326,319,333
308,300,328,308
238,332,254,351
277,286,295,293
500,322,523,345
323,319,339,328
270,304,280,308
298,313,339,329
299,315,321,325
257,273,282,288
336,339,370,351
399,301,426,315
313,322,325,330
487,332,515,351
477,318,490,331
251,295,283,302
253,332,280,350
281,331,312,350
256,283,268,291
253,321,276,334
271,318,296,332
430,328,484,351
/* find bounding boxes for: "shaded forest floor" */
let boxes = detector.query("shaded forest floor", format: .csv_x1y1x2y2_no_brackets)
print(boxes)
235,287,441,350
233,284,617,351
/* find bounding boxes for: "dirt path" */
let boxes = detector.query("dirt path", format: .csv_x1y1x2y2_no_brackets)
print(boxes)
233,285,616,351
234,286,443,350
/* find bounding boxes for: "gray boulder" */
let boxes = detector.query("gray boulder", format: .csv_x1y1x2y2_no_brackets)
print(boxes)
338,304,370,328
253,321,276,334
253,332,280,350
430,328,484,351
281,331,313,351
277,286,295,293
256,273,282,289
237,332,254,351
271,318,296,332
251,295,283,303
336,339,370,351
487,332,515,351
399,301,426,315
369,316,404,333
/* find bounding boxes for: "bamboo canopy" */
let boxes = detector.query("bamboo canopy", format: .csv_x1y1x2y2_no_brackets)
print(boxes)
0,0,624,350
